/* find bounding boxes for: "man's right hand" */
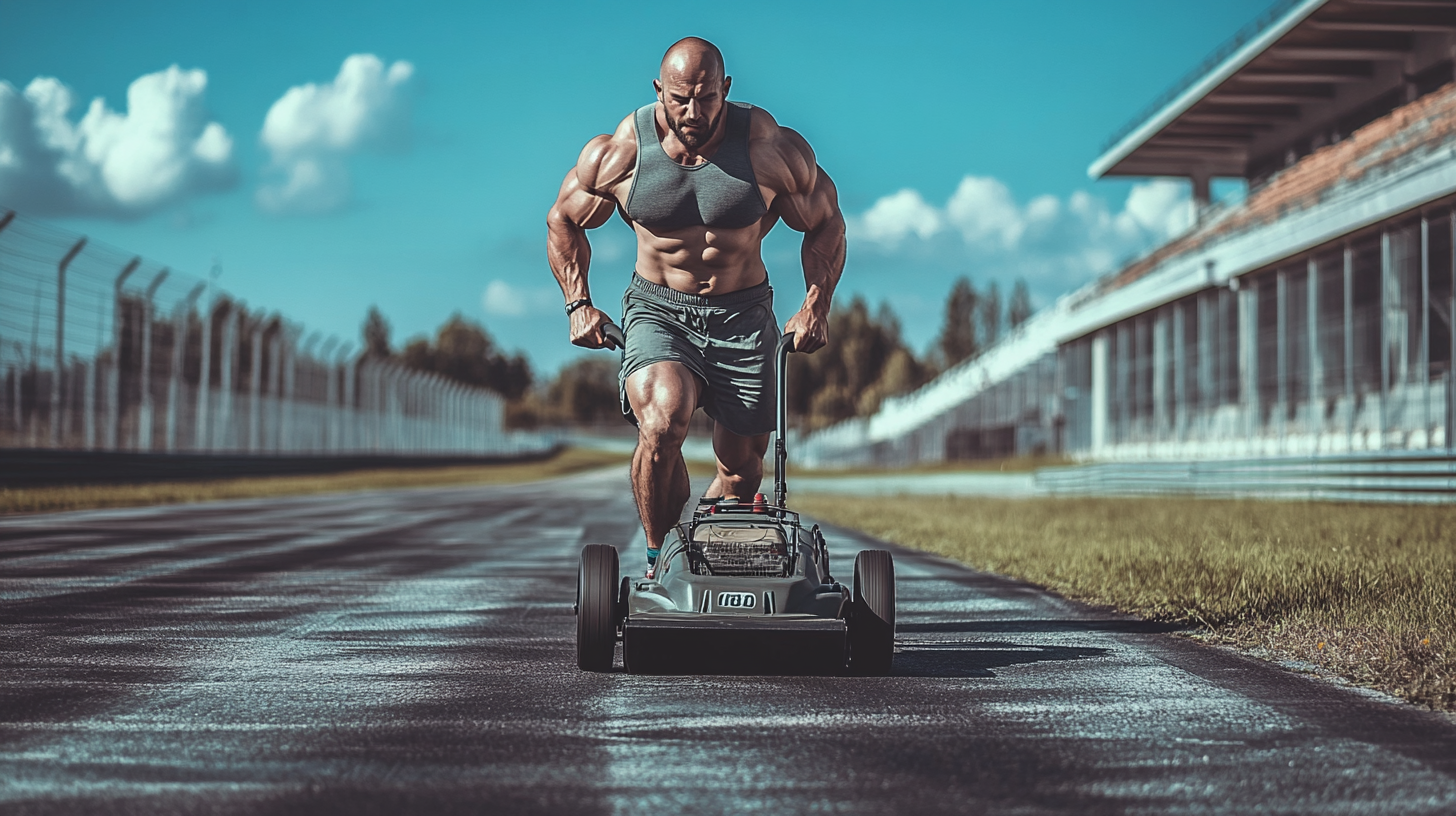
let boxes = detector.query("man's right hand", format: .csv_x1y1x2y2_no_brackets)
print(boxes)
570,305,615,349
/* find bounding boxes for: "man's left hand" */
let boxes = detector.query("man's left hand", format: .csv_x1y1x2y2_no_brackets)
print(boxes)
784,307,828,354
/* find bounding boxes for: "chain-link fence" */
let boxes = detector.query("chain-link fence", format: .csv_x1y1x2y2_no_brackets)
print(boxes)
0,209,542,456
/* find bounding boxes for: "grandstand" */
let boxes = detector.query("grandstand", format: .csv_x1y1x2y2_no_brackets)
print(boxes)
801,0,1456,472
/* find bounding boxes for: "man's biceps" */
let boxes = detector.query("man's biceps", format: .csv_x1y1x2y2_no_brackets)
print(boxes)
558,189,611,227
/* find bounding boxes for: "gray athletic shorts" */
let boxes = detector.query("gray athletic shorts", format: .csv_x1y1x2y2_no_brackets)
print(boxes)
619,272,778,437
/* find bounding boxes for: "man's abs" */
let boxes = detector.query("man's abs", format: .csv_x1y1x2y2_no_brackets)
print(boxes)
630,218,771,296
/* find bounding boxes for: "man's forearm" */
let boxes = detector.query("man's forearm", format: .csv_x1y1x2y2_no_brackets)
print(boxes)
547,213,593,302
800,214,846,315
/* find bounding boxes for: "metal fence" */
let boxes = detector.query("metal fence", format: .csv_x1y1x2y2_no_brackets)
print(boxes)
0,209,540,456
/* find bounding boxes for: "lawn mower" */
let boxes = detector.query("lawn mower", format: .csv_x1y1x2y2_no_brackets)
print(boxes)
575,328,895,674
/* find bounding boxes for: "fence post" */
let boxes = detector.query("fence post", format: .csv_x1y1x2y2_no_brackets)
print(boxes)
137,269,169,450
316,337,338,453
283,330,300,453
10,342,21,440
83,356,95,450
167,282,205,452
269,330,283,452
107,258,140,450
299,333,320,452
249,320,265,452
195,279,215,450
51,237,86,447
217,305,239,450
333,343,354,452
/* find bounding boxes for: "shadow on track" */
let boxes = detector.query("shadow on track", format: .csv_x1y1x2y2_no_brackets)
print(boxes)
891,639,1111,678
898,618,1188,635
609,637,1110,678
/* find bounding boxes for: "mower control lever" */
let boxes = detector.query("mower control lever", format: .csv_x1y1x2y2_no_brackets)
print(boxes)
774,332,797,510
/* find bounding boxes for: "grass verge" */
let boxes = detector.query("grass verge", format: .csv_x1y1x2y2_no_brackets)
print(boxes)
1,447,629,515
796,494,1456,712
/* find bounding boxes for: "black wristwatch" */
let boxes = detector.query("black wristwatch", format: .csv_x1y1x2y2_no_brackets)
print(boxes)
565,298,592,316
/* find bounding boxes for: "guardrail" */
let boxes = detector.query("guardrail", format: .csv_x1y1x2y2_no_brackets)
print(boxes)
1036,453,1456,504
1,445,563,488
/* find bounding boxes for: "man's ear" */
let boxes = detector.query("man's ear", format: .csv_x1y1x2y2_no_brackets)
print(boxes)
652,79,663,101
723,76,732,98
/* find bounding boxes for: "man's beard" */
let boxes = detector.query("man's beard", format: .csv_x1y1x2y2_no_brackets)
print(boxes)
667,103,724,150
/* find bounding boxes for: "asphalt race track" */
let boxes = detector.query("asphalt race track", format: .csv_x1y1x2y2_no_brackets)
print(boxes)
4,468,1456,815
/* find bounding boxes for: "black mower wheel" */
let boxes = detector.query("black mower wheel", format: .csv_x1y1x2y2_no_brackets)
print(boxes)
849,550,895,675
576,544,619,672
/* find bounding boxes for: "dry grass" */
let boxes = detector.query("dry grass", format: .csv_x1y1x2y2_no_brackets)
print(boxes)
796,494,1456,711
1,447,630,515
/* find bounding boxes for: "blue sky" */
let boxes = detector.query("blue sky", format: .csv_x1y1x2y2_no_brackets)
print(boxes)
1,0,1269,373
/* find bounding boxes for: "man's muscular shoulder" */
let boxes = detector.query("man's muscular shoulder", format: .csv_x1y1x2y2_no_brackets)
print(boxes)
575,113,638,198
746,106,816,198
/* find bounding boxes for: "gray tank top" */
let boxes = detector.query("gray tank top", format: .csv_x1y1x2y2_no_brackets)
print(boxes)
624,101,768,231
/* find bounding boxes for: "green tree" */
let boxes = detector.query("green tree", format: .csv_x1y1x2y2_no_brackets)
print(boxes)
399,313,533,400
787,295,931,430
547,357,621,425
362,306,392,359
980,279,1002,349
1008,277,1033,330
936,276,978,368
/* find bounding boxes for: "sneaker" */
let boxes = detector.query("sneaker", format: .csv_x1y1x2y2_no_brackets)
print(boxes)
644,564,656,580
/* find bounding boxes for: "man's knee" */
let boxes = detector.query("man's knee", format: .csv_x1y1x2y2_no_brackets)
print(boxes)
636,404,692,455
628,365,698,455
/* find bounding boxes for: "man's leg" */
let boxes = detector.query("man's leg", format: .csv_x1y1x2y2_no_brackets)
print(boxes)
706,422,770,501
626,361,701,569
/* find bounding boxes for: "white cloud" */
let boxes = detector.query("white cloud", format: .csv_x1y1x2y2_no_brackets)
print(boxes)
257,54,414,215
855,189,943,246
0,66,235,217
482,279,559,318
848,175,1193,292
1120,178,1194,240
945,176,1025,249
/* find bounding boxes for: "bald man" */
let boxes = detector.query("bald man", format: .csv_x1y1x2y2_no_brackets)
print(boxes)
547,37,846,575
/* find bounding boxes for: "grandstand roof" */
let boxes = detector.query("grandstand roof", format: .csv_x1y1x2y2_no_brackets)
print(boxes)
1100,78,1456,295
1089,0,1456,181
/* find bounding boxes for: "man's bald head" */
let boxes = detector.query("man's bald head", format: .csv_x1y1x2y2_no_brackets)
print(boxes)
654,37,731,152
660,37,725,83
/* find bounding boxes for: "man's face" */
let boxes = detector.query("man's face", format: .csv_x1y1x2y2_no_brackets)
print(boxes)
655,72,731,150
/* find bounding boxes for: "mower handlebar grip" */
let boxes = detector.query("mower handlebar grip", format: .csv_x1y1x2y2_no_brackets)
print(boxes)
777,332,796,360
602,322,626,351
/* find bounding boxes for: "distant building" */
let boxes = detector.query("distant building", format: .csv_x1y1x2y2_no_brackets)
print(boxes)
802,0,1456,467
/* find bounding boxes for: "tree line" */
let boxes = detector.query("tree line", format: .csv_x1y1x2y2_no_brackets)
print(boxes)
364,274,1033,431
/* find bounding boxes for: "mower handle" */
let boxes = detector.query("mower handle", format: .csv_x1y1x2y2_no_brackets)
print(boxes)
601,321,625,351
773,332,796,510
